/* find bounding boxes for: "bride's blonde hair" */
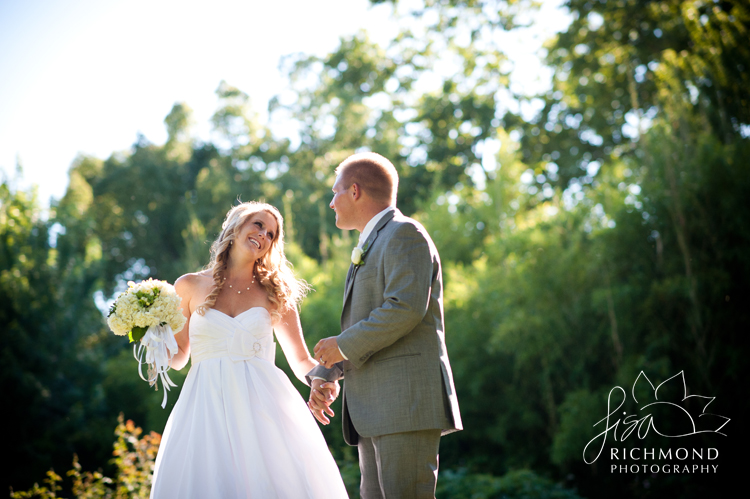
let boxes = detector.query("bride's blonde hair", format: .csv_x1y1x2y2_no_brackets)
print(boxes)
196,201,308,321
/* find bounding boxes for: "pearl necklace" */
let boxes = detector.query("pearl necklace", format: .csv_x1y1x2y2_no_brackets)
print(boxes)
224,274,256,294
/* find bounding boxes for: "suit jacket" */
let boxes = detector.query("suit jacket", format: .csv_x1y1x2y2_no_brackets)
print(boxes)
308,209,462,445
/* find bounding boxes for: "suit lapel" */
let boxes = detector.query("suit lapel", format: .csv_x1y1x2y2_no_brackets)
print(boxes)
343,263,355,306
342,209,397,306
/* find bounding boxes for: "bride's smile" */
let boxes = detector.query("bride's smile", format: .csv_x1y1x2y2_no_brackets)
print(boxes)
235,211,277,259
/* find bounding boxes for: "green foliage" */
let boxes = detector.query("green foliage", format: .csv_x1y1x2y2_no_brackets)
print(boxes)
551,389,606,467
0,178,115,493
8,471,63,499
127,326,147,344
512,0,750,189
437,469,584,499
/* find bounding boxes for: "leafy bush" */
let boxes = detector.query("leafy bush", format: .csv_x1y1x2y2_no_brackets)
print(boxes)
437,468,585,499
10,415,159,499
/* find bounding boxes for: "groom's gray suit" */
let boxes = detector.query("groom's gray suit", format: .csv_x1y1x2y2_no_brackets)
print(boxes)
308,208,462,495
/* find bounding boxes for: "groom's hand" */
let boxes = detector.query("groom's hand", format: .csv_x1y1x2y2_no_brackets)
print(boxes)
314,337,345,368
308,379,338,425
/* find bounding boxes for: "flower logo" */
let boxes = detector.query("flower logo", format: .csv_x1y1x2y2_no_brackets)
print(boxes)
630,370,730,437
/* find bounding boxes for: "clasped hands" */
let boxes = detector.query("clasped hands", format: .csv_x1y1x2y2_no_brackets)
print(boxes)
308,336,345,425
308,378,340,425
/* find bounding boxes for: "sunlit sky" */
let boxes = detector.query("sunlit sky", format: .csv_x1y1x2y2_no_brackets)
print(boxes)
0,0,569,207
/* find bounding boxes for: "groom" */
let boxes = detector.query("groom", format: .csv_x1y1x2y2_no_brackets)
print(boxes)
307,152,462,498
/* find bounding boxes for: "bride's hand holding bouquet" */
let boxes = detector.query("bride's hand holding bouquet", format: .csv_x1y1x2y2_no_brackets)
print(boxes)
106,278,186,407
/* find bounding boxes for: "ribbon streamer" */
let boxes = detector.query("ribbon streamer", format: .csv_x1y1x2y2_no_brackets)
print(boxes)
133,324,179,408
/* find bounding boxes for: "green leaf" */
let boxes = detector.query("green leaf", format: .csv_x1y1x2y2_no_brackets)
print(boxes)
128,326,148,343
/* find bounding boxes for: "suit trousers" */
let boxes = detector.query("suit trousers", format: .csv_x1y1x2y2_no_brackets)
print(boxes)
357,429,442,499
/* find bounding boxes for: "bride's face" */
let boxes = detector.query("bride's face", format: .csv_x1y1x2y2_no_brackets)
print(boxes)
233,211,278,261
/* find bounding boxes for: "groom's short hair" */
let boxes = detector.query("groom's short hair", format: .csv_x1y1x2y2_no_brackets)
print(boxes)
336,152,399,205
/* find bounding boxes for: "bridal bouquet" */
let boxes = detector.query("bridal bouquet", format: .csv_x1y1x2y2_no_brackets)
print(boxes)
107,278,186,408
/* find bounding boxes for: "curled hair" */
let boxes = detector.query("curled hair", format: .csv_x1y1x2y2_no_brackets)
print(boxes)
196,201,309,322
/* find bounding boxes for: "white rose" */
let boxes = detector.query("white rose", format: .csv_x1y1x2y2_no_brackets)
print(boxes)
351,246,364,265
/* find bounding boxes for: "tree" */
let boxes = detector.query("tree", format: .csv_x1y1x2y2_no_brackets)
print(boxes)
511,0,750,189
0,176,113,491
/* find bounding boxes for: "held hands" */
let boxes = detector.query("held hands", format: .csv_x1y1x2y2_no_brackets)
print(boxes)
313,337,345,369
308,336,344,424
308,378,340,425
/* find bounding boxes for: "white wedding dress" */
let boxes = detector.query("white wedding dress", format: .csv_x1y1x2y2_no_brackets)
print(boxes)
150,307,348,498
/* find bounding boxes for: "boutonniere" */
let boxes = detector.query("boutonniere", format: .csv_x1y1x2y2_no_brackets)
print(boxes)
351,240,371,267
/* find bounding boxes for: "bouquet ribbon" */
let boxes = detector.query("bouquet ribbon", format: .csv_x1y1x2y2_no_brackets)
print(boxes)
133,324,179,408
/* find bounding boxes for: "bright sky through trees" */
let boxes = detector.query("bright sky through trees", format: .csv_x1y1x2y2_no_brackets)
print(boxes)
0,0,568,206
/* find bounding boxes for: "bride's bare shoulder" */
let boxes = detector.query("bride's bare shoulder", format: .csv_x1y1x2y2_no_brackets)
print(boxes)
175,271,213,295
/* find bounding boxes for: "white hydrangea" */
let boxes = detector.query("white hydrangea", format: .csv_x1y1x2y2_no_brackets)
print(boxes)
106,278,186,337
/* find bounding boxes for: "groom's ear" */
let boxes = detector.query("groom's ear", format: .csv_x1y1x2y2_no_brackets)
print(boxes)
351,182,362,200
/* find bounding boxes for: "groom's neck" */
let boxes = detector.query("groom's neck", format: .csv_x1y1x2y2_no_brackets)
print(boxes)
355,203,393,232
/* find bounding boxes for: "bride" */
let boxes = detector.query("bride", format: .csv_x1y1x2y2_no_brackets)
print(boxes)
150,201,348,498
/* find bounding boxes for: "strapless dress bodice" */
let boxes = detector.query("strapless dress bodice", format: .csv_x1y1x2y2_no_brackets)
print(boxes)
189,307,275,364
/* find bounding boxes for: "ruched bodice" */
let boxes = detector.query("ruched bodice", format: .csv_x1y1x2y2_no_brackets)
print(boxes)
190,307,275,365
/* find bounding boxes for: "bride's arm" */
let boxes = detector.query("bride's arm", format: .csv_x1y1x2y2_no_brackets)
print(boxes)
274,305,317,384
170,275,195,371
275,305,340,424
